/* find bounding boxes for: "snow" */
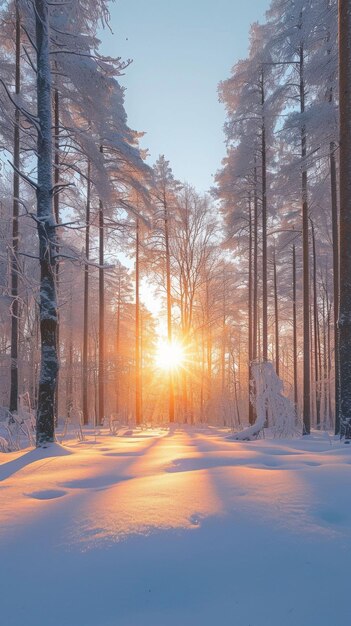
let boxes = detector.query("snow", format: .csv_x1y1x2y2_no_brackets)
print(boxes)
0,427,351,626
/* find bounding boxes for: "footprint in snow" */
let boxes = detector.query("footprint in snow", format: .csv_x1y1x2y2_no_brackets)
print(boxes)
62,475,132,490
26,489,67,500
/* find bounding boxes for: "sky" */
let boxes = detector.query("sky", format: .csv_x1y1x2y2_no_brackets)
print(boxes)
100,0,270,193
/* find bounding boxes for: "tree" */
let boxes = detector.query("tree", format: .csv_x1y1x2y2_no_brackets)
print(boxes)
150,156,181,422
338,0,351,439
35,0,59,445
9,2,20,415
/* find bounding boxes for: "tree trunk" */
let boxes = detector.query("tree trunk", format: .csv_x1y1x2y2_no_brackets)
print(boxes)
292,245,298,412
206,281,212,403
115,275,121,416
311,220,321,428
338,0,351,439
330,141,340,434
200,325,205,421
253,164,259,361
9,5,21,415
135,218,141,425
273,248,279,377
260,71,268,361
53,86,60,423
248,194,254,424
98,195,104,426
300,43,311,435
322,290,328,425
326,18,340,433
35,0,59,446
66,286,73,418
233,353,241,427
221,276,227,395
164,194,175,422
82,161,90,425
327,301,333,424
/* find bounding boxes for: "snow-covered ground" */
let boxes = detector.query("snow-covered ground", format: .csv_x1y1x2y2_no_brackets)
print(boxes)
0,427,350,626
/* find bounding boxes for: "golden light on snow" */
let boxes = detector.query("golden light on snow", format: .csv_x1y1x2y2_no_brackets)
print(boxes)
154,339,185,371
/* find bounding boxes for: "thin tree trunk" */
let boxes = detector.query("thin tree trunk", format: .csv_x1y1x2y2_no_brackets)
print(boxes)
322,291,328,425
98,194,104,426
326,15,340,433
135,218,141,425
327,301,333,423
200,324,205,421
311,220,321,428
292,245,298,412
206,281,212,403
82,161,90,425
233,353,241,427
66,287,73,418
35,0,59,446
9,5,21,415
300,42,311,434
115,275,121,416
253,164,259,361
164,194,175,423
330,141,340,433
94,337,98,426
248,194,254,424
273,248,279,377
53,86,60,422
338,0,351,438
260,70,268,361
221,277,227,394
182,369,188,424
140,308,143,421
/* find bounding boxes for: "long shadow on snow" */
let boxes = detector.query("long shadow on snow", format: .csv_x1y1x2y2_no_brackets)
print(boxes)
0,443,72,482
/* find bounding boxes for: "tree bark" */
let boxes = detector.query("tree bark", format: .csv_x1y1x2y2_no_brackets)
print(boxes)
248,194,254,424
292,245,298,412
98,194,104,426
9,4,21,415
338,0,351,438
311,220,321,427
253,164,259,361
260,70,268,361
35,0,59,446
206,281,212,404
164,193,175,422
273,248,279,377
53,86,60,423
82,161,90,425
115,275,121,416
300,43,311,435
330,141,340,434
135,218,141,425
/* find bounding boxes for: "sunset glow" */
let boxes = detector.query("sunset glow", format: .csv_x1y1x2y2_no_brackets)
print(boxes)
154,339,185,371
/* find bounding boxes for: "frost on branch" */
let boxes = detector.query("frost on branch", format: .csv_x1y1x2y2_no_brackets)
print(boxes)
229,362,298,441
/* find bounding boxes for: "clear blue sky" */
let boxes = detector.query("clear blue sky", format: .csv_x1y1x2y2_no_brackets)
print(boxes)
101,0,269,192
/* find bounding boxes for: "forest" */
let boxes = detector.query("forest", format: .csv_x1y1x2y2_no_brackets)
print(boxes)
0,0,350,446
1,2,351,626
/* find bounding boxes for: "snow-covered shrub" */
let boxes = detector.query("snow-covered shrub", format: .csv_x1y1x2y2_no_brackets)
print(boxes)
0,394,36,451
60,408,85,442
229,362,299,440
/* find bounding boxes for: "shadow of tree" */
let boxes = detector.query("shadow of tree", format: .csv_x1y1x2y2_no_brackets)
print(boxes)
0,443,72,482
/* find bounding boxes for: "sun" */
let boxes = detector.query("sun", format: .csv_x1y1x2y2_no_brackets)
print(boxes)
155,339,185,371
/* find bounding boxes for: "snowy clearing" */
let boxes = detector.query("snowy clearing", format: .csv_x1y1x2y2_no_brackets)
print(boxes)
0,428,351,626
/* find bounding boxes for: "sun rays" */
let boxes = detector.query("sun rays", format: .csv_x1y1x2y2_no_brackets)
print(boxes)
154,339,186,372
